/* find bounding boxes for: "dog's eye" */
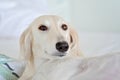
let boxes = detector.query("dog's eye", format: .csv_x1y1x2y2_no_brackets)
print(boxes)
61,24,68,31
38,25,48,31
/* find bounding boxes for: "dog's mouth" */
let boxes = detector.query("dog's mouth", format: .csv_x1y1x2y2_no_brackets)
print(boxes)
58,55,66,57
53,52,67,57
45,50,67,57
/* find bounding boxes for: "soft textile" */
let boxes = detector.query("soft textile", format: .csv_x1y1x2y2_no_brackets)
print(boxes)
0,54,25,80
0,0,49,37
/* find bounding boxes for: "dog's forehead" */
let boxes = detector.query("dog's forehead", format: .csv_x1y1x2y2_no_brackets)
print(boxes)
36,15,66,27
44,19,65,27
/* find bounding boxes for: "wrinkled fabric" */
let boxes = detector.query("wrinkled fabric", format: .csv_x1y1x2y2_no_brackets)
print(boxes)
33,53,120,80
0,54,26,80
70,53,120,80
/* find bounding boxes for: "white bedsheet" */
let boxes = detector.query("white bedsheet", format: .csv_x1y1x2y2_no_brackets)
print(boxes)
0,38,19,59
32,52,120,80
79,32,120,57
70,52,120,80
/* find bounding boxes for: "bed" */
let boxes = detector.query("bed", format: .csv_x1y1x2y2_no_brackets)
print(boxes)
0,0,120,80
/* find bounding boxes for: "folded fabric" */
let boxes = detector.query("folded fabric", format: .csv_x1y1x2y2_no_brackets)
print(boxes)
0,54,26,80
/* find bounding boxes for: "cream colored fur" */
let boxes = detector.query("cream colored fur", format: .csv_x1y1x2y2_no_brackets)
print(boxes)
19,15,83,80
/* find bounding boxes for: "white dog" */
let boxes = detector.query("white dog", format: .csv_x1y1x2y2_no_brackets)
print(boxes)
19,15,120,80
19,15,83,80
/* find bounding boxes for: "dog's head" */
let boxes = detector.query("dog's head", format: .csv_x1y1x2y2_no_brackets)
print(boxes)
20,15,82,61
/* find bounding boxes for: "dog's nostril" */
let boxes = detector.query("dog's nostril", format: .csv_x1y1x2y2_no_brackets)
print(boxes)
56,41,69,52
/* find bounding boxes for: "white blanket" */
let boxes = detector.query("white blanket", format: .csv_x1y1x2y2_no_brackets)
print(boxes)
72,53,120,80
33,53,120,80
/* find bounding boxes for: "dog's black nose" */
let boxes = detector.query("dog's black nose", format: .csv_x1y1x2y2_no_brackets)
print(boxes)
56,41,69,52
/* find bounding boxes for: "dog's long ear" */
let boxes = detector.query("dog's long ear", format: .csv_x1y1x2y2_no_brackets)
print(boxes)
20,27,34,62
69,27,83,56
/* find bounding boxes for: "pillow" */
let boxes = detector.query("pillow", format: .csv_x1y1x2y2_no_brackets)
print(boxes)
0,54,26,80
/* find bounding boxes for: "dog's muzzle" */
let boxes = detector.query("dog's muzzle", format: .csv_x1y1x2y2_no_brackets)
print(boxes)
56,41,69,53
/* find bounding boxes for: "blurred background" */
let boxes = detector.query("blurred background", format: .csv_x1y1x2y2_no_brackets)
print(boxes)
48,0,120,33
0,0,120,58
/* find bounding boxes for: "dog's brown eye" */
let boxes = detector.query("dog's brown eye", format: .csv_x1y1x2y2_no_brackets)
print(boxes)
61,24,68,31
39,25,48,31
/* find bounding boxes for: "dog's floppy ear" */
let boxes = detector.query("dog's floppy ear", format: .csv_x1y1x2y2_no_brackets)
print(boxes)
20,27,34,62
69,27,83,56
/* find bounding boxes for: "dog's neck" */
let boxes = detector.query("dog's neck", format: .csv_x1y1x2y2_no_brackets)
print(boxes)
32,56,85,80
34,55,68,66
